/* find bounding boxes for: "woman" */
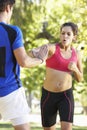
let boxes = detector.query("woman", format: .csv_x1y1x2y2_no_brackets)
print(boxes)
29,22,83,130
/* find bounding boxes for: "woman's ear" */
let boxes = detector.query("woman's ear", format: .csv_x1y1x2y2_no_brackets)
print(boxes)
73,35,77,42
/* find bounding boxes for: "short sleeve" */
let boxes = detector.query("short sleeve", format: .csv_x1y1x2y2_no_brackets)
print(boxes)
12,26,24,50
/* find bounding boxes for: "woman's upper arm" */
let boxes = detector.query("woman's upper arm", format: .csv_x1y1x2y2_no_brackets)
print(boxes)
47,43,56,58
77,50,83,74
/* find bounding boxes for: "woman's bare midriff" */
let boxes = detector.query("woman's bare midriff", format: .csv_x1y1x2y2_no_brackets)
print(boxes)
43,67,72,92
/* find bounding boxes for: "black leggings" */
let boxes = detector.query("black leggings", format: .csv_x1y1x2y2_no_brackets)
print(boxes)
41,87,74,127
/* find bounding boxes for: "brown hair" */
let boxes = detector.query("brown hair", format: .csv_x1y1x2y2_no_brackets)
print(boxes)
0,0,15,12
60,22,78,36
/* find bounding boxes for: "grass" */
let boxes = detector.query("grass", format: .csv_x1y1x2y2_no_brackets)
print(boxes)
0,122,87,130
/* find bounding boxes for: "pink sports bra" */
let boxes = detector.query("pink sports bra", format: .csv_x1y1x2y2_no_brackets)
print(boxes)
46,44,77,72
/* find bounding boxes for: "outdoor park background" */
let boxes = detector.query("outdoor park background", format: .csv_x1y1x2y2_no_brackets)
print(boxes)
0,0,87,129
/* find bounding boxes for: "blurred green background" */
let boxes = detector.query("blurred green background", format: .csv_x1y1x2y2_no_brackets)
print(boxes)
0,0,87,129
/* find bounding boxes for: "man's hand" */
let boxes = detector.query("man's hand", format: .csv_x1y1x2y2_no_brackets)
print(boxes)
32,44,48,62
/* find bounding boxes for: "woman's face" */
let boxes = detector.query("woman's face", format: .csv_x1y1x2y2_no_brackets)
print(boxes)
60,26,75,47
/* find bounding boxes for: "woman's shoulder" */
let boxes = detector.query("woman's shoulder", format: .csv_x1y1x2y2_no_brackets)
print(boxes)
72,47,81,54
47,43,59,57
72,47,82,60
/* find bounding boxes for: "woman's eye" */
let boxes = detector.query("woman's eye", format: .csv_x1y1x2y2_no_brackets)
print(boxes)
61,32,65,35
67,33,71,36
61,32,71,36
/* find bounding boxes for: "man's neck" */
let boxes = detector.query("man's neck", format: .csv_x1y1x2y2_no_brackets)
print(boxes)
0,13,8,24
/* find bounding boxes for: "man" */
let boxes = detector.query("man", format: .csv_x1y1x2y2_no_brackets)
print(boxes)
0,0,47,130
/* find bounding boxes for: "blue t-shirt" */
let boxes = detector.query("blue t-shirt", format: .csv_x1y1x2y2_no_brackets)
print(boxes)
0,22,24,96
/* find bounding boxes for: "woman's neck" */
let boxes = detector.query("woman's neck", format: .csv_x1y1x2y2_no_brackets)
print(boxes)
59,43,72,51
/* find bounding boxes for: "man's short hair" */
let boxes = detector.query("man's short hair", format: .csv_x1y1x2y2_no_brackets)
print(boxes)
0,0,15,12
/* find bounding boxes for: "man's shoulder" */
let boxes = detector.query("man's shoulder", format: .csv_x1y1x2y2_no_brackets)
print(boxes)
9,24,22,33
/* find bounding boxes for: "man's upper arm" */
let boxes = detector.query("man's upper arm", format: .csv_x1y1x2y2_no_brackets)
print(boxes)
13,47,28,67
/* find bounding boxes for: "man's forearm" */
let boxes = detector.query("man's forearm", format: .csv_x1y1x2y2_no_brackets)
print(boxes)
27,50,35,58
